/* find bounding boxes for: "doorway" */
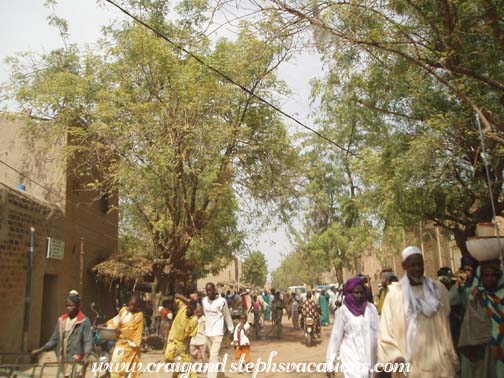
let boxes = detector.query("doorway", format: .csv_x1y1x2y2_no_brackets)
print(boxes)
40,274,59,344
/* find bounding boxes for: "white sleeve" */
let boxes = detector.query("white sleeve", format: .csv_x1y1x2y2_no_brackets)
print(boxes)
223,299,234,333
326,307,346,372
233,324,238,341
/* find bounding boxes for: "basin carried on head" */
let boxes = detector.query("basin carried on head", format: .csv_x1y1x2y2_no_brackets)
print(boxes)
466,237,504,262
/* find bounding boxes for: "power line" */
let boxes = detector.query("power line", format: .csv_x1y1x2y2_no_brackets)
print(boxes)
104,0,358,157
0,158,119,242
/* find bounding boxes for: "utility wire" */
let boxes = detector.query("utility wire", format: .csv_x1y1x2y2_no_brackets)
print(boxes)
475,115,502,258
104,0,358,157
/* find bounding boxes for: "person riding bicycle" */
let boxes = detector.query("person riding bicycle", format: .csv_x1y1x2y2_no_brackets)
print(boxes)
31,290,93,378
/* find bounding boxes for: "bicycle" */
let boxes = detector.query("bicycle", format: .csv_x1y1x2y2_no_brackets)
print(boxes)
86,302,116,378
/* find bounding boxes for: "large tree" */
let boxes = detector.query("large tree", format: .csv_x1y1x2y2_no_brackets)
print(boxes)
271,249,324,289
4,1,299,288
241,251,268,288
256,0,504,254
262,0,504,144
292,137,375,281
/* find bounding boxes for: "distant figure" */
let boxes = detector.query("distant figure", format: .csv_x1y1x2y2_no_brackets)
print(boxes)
357,274,374,304
261,290,271,321
300,292,321,338
377,272,394,315
270,292,286,338
289,293,301,329
437,267,455,290
319,290,330,326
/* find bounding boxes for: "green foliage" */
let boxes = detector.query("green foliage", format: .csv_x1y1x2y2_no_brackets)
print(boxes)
261,0,504,255
241,251,268,288
4,1,299,284
271,250,324,289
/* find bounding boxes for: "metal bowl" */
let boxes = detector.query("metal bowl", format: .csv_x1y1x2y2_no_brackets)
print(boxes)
466,237,504,262
96,327,119,341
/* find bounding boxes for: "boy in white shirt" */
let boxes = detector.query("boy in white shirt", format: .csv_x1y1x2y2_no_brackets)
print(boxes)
233,313,251,365
202,282,234,378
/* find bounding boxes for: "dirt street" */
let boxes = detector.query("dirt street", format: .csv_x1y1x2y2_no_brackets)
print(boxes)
139,315,342,378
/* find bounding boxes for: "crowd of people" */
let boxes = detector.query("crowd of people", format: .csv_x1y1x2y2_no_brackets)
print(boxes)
30,244,504,378
326,246,504,378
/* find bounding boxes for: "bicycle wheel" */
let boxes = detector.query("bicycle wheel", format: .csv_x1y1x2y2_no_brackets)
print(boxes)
81,353,101,378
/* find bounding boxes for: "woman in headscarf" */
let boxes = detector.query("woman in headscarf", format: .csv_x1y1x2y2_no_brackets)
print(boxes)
326,277,379,378
261,290,271,321
457,259,504,378
107,293,144,378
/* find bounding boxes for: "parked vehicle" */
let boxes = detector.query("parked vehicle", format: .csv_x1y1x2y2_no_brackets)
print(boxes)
316,285,330,292
288,285,307,300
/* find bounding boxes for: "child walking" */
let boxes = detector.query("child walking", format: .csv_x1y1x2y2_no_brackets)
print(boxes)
233,313,251,365
190,305,209,362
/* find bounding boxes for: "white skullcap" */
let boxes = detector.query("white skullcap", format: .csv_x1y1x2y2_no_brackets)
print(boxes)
402,246,422,262
69,290,80,296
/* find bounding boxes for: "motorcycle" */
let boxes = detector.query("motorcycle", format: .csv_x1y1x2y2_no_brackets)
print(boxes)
304,317,315,347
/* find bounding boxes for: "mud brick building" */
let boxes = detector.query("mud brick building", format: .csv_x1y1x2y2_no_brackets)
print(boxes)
335,223,462,297
0,114,118,353
196,257,241,292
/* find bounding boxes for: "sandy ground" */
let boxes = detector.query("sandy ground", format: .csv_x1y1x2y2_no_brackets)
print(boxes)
10,316,340,377
139,315,341,378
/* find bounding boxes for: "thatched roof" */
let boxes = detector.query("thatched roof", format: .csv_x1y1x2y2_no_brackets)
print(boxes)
91,253,153,284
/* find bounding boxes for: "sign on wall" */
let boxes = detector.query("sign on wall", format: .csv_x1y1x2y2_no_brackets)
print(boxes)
46,238,64,260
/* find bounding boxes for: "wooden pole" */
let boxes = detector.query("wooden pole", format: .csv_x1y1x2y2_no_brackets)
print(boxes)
419,222,425,256
80,238,84,294
436,226,443,271
22,227,35,353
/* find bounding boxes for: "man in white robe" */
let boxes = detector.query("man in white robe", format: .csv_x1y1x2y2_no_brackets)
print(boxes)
377,246,458,378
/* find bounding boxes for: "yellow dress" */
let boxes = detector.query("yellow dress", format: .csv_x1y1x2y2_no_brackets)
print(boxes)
107,307,144,378
164,299,198,377
377,287,388,315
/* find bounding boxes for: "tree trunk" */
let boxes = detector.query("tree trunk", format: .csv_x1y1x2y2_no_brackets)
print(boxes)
453,227,470,257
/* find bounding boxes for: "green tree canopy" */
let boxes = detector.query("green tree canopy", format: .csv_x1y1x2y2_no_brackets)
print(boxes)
257,0,504,255
241,251,268,288
4,1,300,287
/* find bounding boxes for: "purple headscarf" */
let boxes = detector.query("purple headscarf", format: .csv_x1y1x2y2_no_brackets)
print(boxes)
343,277,368,316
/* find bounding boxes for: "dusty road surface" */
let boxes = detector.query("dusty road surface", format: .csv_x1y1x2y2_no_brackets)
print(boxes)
137,315,342,378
